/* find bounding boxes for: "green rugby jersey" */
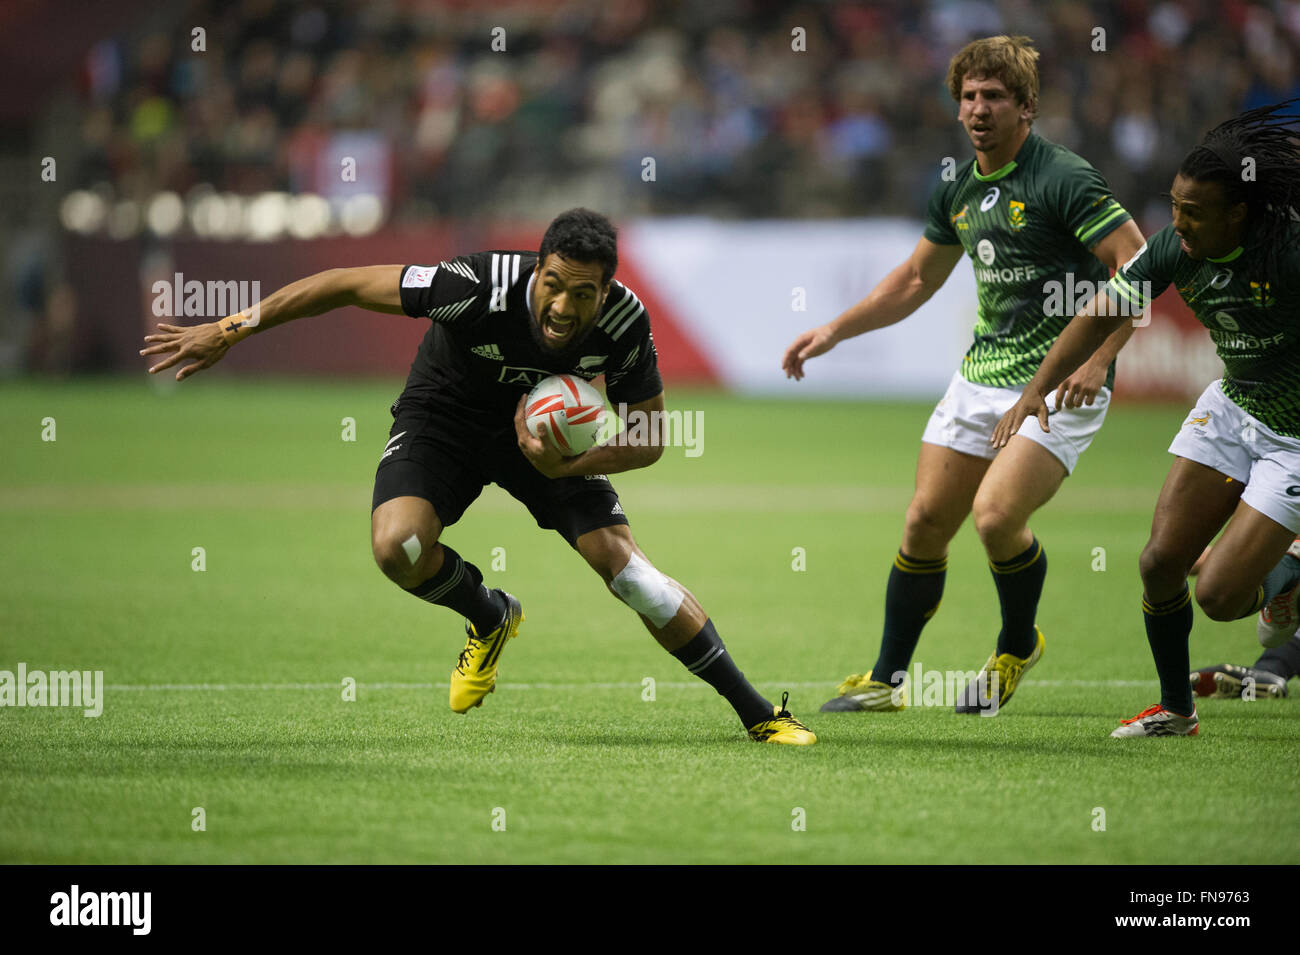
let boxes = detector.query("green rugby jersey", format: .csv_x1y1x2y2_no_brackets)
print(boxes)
924,132,1132,387
1109,223,1300,437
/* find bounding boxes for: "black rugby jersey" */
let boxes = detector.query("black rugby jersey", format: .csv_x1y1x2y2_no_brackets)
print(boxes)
397,251,662,431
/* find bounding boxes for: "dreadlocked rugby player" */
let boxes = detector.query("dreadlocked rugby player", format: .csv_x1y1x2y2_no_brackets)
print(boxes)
995,100,1300,737
140,208,816,745
782,35,1143,716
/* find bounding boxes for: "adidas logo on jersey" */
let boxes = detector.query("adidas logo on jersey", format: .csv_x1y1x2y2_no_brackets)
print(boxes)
610,502,624,516
471,343,504,360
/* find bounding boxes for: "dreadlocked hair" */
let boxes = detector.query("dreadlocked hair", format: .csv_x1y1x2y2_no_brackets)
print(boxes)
1179,98,1300,283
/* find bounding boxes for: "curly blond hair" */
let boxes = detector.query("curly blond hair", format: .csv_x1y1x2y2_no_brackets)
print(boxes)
946,35,1039,120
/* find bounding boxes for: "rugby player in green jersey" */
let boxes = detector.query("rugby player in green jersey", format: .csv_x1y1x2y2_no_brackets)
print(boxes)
783,35,1145,716
994,100,1300,736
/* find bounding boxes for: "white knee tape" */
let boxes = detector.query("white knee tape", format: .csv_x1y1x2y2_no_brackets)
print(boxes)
610,553,683,628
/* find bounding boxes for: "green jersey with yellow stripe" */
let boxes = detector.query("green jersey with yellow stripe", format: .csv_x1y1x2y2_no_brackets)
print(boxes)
924,132,1132,388
1109,223,1300,437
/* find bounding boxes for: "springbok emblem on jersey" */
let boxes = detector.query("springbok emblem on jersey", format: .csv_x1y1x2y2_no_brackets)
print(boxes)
1008,200,1026,230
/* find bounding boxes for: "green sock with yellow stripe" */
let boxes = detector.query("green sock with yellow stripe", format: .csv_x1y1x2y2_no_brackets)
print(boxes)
871,550,947,686
990,537,1047,659
1143,585,1194,716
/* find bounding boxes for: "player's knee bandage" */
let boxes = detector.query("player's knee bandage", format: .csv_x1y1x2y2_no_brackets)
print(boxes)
610,553,683,628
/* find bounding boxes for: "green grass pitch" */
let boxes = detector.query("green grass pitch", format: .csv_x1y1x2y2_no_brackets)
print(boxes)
1,378,1297,864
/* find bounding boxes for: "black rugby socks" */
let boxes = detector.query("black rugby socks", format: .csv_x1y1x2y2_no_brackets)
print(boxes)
990,537,1047,659
1142,585,1195,716
671,620,773,727
406,544,505,635
872,551,947,686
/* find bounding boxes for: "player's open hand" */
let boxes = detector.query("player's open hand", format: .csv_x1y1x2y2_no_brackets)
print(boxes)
140,321,229,381
514,395,571,479
782,325,836,381
991,392,1050,448
1055,360,1106,411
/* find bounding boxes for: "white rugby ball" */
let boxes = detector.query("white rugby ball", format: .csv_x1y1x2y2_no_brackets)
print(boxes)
524,374,607,456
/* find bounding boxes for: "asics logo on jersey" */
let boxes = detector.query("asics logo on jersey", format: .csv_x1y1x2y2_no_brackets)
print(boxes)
1287,486,1300,496
980,187,1000,212
1210,269,1233,289
472,344,504,360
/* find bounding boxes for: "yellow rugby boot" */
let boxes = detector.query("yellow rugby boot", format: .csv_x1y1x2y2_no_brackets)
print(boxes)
954,627,1045,715
449,591,523,714
748,692,817,745
820,670,907,712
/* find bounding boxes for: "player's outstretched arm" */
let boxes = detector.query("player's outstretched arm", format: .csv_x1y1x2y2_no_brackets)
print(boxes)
1051,221,1148,409
782,238,963,380
140,265,405,381
515,391,667,479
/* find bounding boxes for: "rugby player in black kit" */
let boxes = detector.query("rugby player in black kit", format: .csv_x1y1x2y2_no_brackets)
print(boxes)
140,209,815,744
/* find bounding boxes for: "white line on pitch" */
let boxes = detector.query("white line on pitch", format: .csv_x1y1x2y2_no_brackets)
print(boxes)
104,678,1157,692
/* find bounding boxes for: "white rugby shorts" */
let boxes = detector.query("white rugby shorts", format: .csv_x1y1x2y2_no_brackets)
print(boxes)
1168,379,1300,533
920,369,1111,475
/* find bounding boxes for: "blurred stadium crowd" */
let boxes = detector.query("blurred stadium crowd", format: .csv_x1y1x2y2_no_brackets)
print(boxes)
54,0,1300,220
3,0,1298,372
